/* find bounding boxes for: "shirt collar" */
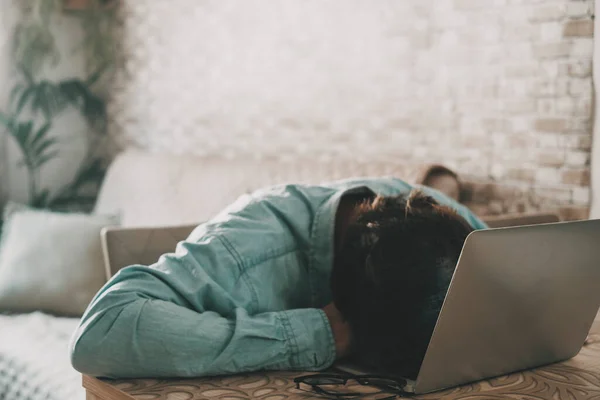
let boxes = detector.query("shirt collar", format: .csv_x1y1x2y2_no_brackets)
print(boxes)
308,185,376,307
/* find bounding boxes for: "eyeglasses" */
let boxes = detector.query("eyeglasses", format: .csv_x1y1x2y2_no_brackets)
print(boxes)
293,373,411,399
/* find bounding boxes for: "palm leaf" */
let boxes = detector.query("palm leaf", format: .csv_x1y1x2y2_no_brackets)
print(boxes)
18,64,35,85
58,80,79,103
32,81,63,120
9,83,25,107
0,112,15,132
15,86,36,116
83,95,106,127
57,79,106,129
13,121,34,149
71,158,105,190
11,121,35,166
47,157,106,210
85,63,108,87
32,138,58,159
34,150,59,168
29,122,52,149
58,80,87,107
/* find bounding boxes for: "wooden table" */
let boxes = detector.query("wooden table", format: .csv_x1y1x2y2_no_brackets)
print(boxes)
84,319,600,400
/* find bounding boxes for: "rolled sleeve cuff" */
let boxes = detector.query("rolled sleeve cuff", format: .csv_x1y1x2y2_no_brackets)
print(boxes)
279,308,336,371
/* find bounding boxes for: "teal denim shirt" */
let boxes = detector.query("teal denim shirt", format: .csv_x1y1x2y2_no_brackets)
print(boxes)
70,177,487,378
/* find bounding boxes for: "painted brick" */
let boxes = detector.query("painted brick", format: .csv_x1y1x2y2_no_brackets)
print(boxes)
510,118,530,133
535,118,568,132
483,118,512,132
503,24,541,42
556,79,569,96
536,187,573,203
568,60,592,78
453,0,486,9
556,97,592,117
505,100,537,114
507,132,538,148
567,117,592,132
529,4,566,22
566,150,590,167
533,42,571,59
571,38,594,57
465,202,495,216
538,133,564,148
504,64,539,77
537,151,565,167
559,206,590,221
562,168,591,185
460,134,489,148
540,60,559,78
540,22,564,42
566,2,593,18
535,79,570,97
563,19,594,37
563,134,593,150
490,163,507,180
536,168,563,185
506,168,536,183
537,99,556,114
573,97,593,116
506,43,535,61
555,98,574,115
569,79,592,96
572,187,591,205
498,80,537,97
487,200,505,215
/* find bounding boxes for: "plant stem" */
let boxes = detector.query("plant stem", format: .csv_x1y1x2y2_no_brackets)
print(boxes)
28,163,37,205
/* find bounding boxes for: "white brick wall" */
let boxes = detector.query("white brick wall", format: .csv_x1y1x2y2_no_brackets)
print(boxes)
108,0,594,216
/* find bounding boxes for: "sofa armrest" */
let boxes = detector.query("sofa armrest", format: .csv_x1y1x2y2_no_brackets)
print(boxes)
482,212,560,229
101,224,198,279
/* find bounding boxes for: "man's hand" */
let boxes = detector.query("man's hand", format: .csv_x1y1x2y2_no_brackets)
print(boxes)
322,303,352,360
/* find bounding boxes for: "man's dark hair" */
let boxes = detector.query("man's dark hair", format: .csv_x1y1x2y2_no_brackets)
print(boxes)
417,164,460,186
331,189,474,379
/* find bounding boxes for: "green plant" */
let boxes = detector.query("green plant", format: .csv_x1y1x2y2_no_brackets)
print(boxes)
0,66,107,207
69,0,118,75
12,0,62,78
0,117,55,207
1,0,116,210
14,0,117,77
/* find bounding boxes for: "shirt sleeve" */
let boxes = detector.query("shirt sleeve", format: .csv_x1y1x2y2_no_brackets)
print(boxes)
69,235,336,378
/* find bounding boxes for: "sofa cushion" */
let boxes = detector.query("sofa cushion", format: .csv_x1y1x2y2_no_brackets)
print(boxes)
0,203,119,316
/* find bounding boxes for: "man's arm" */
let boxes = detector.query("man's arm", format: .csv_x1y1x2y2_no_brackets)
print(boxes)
323,303,353,358
70,236,336,378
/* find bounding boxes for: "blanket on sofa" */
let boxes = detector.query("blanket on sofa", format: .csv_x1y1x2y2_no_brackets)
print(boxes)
0,312,83,400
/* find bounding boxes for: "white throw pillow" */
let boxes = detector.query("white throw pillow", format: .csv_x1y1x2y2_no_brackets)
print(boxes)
0,202,119,316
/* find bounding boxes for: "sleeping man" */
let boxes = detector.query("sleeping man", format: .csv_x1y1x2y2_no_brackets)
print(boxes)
70,177,487,379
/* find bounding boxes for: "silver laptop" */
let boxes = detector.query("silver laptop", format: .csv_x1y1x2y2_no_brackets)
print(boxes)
337,219,600,394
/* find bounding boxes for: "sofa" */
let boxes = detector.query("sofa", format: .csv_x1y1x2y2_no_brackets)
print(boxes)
0,150,593,400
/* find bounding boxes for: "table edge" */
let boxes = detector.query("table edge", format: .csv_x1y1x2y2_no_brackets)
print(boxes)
83,375,135,400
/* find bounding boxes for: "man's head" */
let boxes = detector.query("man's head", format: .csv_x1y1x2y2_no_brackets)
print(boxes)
331,189,474,378
417,164,461,202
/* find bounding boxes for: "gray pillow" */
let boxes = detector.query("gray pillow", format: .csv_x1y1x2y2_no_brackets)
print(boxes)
0,202,119,316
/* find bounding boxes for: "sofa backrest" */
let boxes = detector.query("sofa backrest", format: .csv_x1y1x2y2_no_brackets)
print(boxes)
96,151,563,277
94,151,415,227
